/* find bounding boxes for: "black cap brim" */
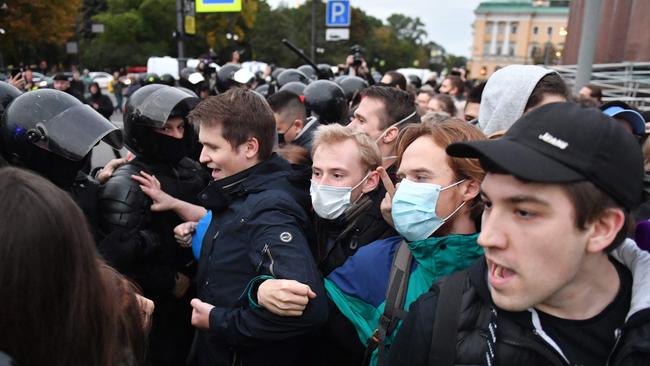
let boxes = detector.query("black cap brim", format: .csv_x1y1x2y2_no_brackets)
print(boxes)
447,137,585,183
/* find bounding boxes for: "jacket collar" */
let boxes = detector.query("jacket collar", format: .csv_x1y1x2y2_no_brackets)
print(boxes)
198,154,290,210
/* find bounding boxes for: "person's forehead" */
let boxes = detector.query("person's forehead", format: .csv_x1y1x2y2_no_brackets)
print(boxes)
398,136,448,171
481,173,570,204
357,97,385,116
313,139,363,170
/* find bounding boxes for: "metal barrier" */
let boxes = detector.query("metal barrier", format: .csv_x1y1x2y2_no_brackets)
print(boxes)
549,62,650,111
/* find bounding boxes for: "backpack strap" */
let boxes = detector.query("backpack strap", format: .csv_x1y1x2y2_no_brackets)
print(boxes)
427,270,468,366
364,240,413,366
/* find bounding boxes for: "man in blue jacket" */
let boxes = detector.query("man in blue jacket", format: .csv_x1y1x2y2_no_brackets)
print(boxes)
187,88,327,366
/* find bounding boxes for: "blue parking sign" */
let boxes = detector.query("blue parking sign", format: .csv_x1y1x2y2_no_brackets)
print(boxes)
326,0,350,27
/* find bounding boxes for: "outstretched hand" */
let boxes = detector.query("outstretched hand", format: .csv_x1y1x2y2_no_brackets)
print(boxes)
131,171,176,212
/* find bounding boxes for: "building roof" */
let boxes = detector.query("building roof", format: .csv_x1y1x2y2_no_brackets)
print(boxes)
476,0,570,15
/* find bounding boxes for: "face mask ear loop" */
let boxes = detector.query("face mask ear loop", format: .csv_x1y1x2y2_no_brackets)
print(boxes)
351,171,371,204
439,179,468,222
375,110,417,144
442,200,467,222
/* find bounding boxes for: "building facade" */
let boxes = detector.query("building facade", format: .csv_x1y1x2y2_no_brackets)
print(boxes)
468,0,570,80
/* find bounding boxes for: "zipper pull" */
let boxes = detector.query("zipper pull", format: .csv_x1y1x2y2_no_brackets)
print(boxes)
255,244,269,273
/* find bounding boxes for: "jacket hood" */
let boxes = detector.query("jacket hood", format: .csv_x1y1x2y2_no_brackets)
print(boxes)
478,65,555,135
611,238,650,322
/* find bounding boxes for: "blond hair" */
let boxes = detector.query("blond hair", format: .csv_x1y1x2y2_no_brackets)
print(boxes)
312,124,382,172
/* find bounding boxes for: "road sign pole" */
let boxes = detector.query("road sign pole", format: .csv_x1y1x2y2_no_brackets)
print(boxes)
311,0,317,61
177,0,185,67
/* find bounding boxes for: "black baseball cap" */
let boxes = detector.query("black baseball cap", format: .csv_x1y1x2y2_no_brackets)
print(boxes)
447,102,643,210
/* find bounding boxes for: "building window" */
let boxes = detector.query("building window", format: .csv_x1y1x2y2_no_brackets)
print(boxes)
496,43,503,56
497,22,505,35
547,26,553,35
509,43,516,56
483,42,491,55
533,26,539,35
511,24,518,34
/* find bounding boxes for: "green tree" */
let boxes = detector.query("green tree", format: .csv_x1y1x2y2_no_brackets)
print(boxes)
0,0,82,66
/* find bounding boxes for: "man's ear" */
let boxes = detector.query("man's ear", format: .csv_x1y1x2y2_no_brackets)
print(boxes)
460,179,480,202
294,119,304,131
362,170,380,193
244,137,260,159
585,208,626,253
382,126,400,144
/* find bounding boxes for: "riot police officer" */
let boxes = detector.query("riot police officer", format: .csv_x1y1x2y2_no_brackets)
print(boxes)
97,84,209,366
0,88,122,228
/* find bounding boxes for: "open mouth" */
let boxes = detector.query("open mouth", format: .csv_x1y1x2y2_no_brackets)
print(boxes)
488,259,515,287
211,168,222,179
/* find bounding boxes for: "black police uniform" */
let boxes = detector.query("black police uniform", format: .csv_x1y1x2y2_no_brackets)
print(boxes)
97,84,208,366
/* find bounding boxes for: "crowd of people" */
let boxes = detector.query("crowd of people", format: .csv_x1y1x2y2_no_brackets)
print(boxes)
1,56,650,366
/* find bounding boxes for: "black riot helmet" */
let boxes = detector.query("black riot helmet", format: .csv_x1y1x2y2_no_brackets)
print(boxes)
280,81,307,97
255,84,271,98
298,65,317,81
339,76,369,101
317,64,335,80
216,64,241,93
123,84,199,161
271,67,286,82
277,69,310,87
160,73,176,86
142,73,161,85
0,81,22,117
0,89,123,187
303,80,348,124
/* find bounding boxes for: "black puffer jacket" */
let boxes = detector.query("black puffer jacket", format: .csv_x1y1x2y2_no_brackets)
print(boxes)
388,241,650,366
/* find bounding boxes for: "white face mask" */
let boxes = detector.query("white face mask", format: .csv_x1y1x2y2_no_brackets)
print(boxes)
310,172,370,220
374,110,417,144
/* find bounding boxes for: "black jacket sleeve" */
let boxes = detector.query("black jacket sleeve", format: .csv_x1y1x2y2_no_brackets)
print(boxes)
97,165,175,295
207,195,328,347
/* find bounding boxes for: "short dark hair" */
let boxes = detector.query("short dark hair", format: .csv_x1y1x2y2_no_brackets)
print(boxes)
432,94,457,116
189,88,276,160
561,180,632,253
384,71,407,90
524,72,569,111
467,81,487,104
267,90,306,123
359,86,417,130
444,75,465,95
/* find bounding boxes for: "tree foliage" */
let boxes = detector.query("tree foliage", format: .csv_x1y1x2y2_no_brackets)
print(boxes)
0,0,82,67
1,0,463,72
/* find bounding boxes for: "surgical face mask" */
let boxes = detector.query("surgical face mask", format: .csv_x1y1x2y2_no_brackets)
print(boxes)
374,110,417,144
310,172,370,220
391,178,466,242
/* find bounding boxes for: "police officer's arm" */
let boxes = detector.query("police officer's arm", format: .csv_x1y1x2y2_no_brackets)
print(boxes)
202,196,328,346
386,291,439,366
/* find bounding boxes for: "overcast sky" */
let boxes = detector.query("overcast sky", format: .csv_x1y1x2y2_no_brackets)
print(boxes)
266,0,483,57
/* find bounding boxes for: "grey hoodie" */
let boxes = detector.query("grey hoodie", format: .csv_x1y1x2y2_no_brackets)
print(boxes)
478,65,555,135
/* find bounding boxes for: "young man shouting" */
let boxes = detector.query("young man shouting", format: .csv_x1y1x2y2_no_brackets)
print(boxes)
388,102,650,365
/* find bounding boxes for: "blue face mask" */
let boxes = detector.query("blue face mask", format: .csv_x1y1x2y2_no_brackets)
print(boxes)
391,178,466,242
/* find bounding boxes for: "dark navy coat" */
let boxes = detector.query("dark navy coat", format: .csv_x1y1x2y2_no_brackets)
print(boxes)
195,154,327,366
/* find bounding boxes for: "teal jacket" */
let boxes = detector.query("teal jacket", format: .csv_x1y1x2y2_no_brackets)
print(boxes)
325,234,482,365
